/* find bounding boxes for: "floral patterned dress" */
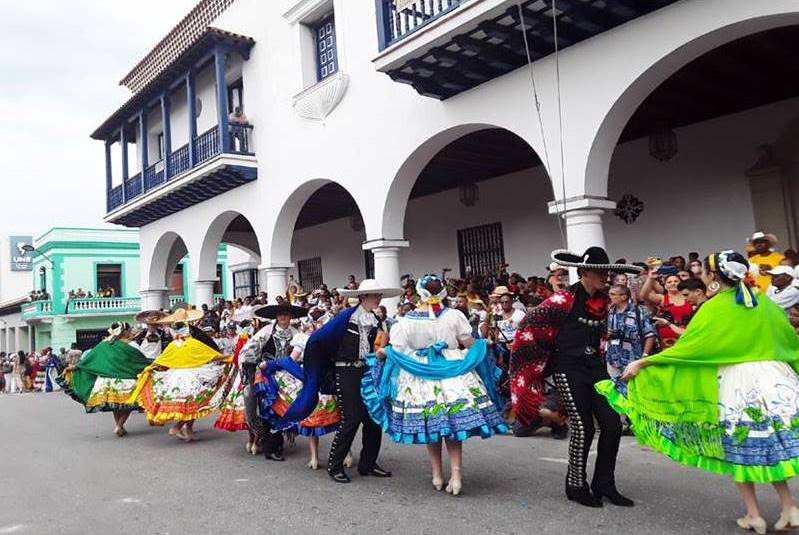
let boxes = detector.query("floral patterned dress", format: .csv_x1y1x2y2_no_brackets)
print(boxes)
365,308,507,443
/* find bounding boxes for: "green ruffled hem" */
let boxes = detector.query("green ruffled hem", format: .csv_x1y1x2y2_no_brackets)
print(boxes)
596,380,799,483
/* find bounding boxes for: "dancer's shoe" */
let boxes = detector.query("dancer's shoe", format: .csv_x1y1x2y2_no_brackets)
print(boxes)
736,515,767,534
774,506,799,532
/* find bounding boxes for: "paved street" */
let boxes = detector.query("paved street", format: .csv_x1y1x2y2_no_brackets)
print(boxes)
0,393,787,535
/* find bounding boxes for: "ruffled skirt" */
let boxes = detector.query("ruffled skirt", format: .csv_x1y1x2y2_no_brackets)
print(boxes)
214,368,248,431
363,347,508,444
256,362,341,436
598,360,799,482
138,363,230,425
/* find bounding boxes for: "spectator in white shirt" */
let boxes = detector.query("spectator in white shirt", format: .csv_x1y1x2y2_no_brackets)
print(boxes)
766,266,799,311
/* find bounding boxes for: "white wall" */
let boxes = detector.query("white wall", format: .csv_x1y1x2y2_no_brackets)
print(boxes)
133,0,799,293
605,96,799,262
286,96,799,280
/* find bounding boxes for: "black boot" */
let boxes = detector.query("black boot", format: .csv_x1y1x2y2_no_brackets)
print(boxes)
593,486,634,507
566,485,603,508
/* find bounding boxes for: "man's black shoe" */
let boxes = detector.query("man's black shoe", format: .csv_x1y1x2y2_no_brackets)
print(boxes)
264,452,285,462
329,471,351,483
566,486,603,508
358,465,392,478
593,487,635,507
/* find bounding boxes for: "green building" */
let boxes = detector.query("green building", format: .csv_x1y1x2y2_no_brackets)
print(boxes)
22,228,229,350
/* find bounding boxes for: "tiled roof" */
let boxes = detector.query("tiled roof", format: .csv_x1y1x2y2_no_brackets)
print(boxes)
120,0,239,94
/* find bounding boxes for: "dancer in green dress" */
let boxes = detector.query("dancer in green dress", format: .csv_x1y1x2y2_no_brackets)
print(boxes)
597,250,799,534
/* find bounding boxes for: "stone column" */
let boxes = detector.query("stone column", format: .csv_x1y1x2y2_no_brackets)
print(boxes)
548,196,616,253
193,280,217,308
140,288,169,311
549,196,616,281
261,264,292,304
363,239,409,312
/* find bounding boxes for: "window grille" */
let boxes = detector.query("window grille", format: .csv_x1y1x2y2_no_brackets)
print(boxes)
457,222,505,278
314,14,338,81
364,250,375,280
233,269,259,299
298,257,323,290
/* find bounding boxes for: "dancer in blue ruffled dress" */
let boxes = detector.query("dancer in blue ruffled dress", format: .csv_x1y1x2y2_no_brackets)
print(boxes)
363,275,507,496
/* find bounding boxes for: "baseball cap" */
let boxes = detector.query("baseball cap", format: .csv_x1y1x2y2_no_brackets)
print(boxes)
767,266,795,277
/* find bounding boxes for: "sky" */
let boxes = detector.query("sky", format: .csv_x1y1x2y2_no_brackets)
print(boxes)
0,0,198,239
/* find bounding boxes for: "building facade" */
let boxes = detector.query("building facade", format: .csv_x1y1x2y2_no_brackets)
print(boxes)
91,0,799,308
17,228,231,352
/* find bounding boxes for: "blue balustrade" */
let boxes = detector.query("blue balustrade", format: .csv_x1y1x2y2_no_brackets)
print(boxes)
376,0,463,50
143,162,165,191
168,143,191,177
194,127,220,164
125,173,143,200
108,185,124,211
106,123,254,212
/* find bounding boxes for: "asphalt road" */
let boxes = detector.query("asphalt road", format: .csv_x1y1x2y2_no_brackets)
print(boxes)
0,393,790,535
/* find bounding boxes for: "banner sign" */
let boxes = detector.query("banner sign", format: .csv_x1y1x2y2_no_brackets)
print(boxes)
9,235,33,271
395,0,417,11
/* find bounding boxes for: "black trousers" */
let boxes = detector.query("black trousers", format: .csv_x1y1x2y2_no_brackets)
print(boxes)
328,366,383,474
552,360,622,494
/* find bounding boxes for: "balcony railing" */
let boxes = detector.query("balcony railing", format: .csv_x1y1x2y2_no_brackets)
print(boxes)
106,124,254,214
144,161,165,191
376,0,464,50
67,296,142,315
169,295,188,307
125,172,144,200
21,300,54,320
169,143,191,176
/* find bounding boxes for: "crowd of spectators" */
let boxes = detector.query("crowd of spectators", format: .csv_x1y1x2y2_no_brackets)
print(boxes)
8,230,798,404
0,344,82,394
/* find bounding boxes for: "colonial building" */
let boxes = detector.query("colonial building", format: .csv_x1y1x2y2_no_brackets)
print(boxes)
92,0,799,308
13,228,231,352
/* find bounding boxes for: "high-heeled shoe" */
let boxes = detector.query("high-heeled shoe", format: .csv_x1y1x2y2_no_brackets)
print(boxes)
445,467,462,496
343,452,354,468
432,475,444,491
737,515,767,535
307,458,319,470
775,506,799,531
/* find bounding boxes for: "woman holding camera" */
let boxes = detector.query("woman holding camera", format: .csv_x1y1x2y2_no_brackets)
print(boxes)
641,269,692,347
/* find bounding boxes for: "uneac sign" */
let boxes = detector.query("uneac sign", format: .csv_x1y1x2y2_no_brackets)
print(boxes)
9,236,33,271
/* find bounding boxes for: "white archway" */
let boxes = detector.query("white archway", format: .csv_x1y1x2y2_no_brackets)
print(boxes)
583,9,799,197
380,123,551,241
268,178,370,265
148,231,188,290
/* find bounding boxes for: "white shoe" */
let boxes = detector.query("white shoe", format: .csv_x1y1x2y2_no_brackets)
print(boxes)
775,506,799,531
737,515,767,535
306,458,319,470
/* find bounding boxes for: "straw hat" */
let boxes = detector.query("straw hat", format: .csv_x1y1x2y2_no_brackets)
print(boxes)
135,310,168,325
156,308,203,325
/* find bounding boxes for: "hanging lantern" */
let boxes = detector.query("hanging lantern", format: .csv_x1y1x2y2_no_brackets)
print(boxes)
459,182,479,207
350,213,364,232
649,122,678,162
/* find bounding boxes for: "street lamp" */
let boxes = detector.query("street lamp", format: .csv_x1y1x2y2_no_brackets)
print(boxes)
21,244,54,267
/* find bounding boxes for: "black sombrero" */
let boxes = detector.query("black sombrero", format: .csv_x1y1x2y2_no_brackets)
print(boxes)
551,247,643,274
253,303,308,320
